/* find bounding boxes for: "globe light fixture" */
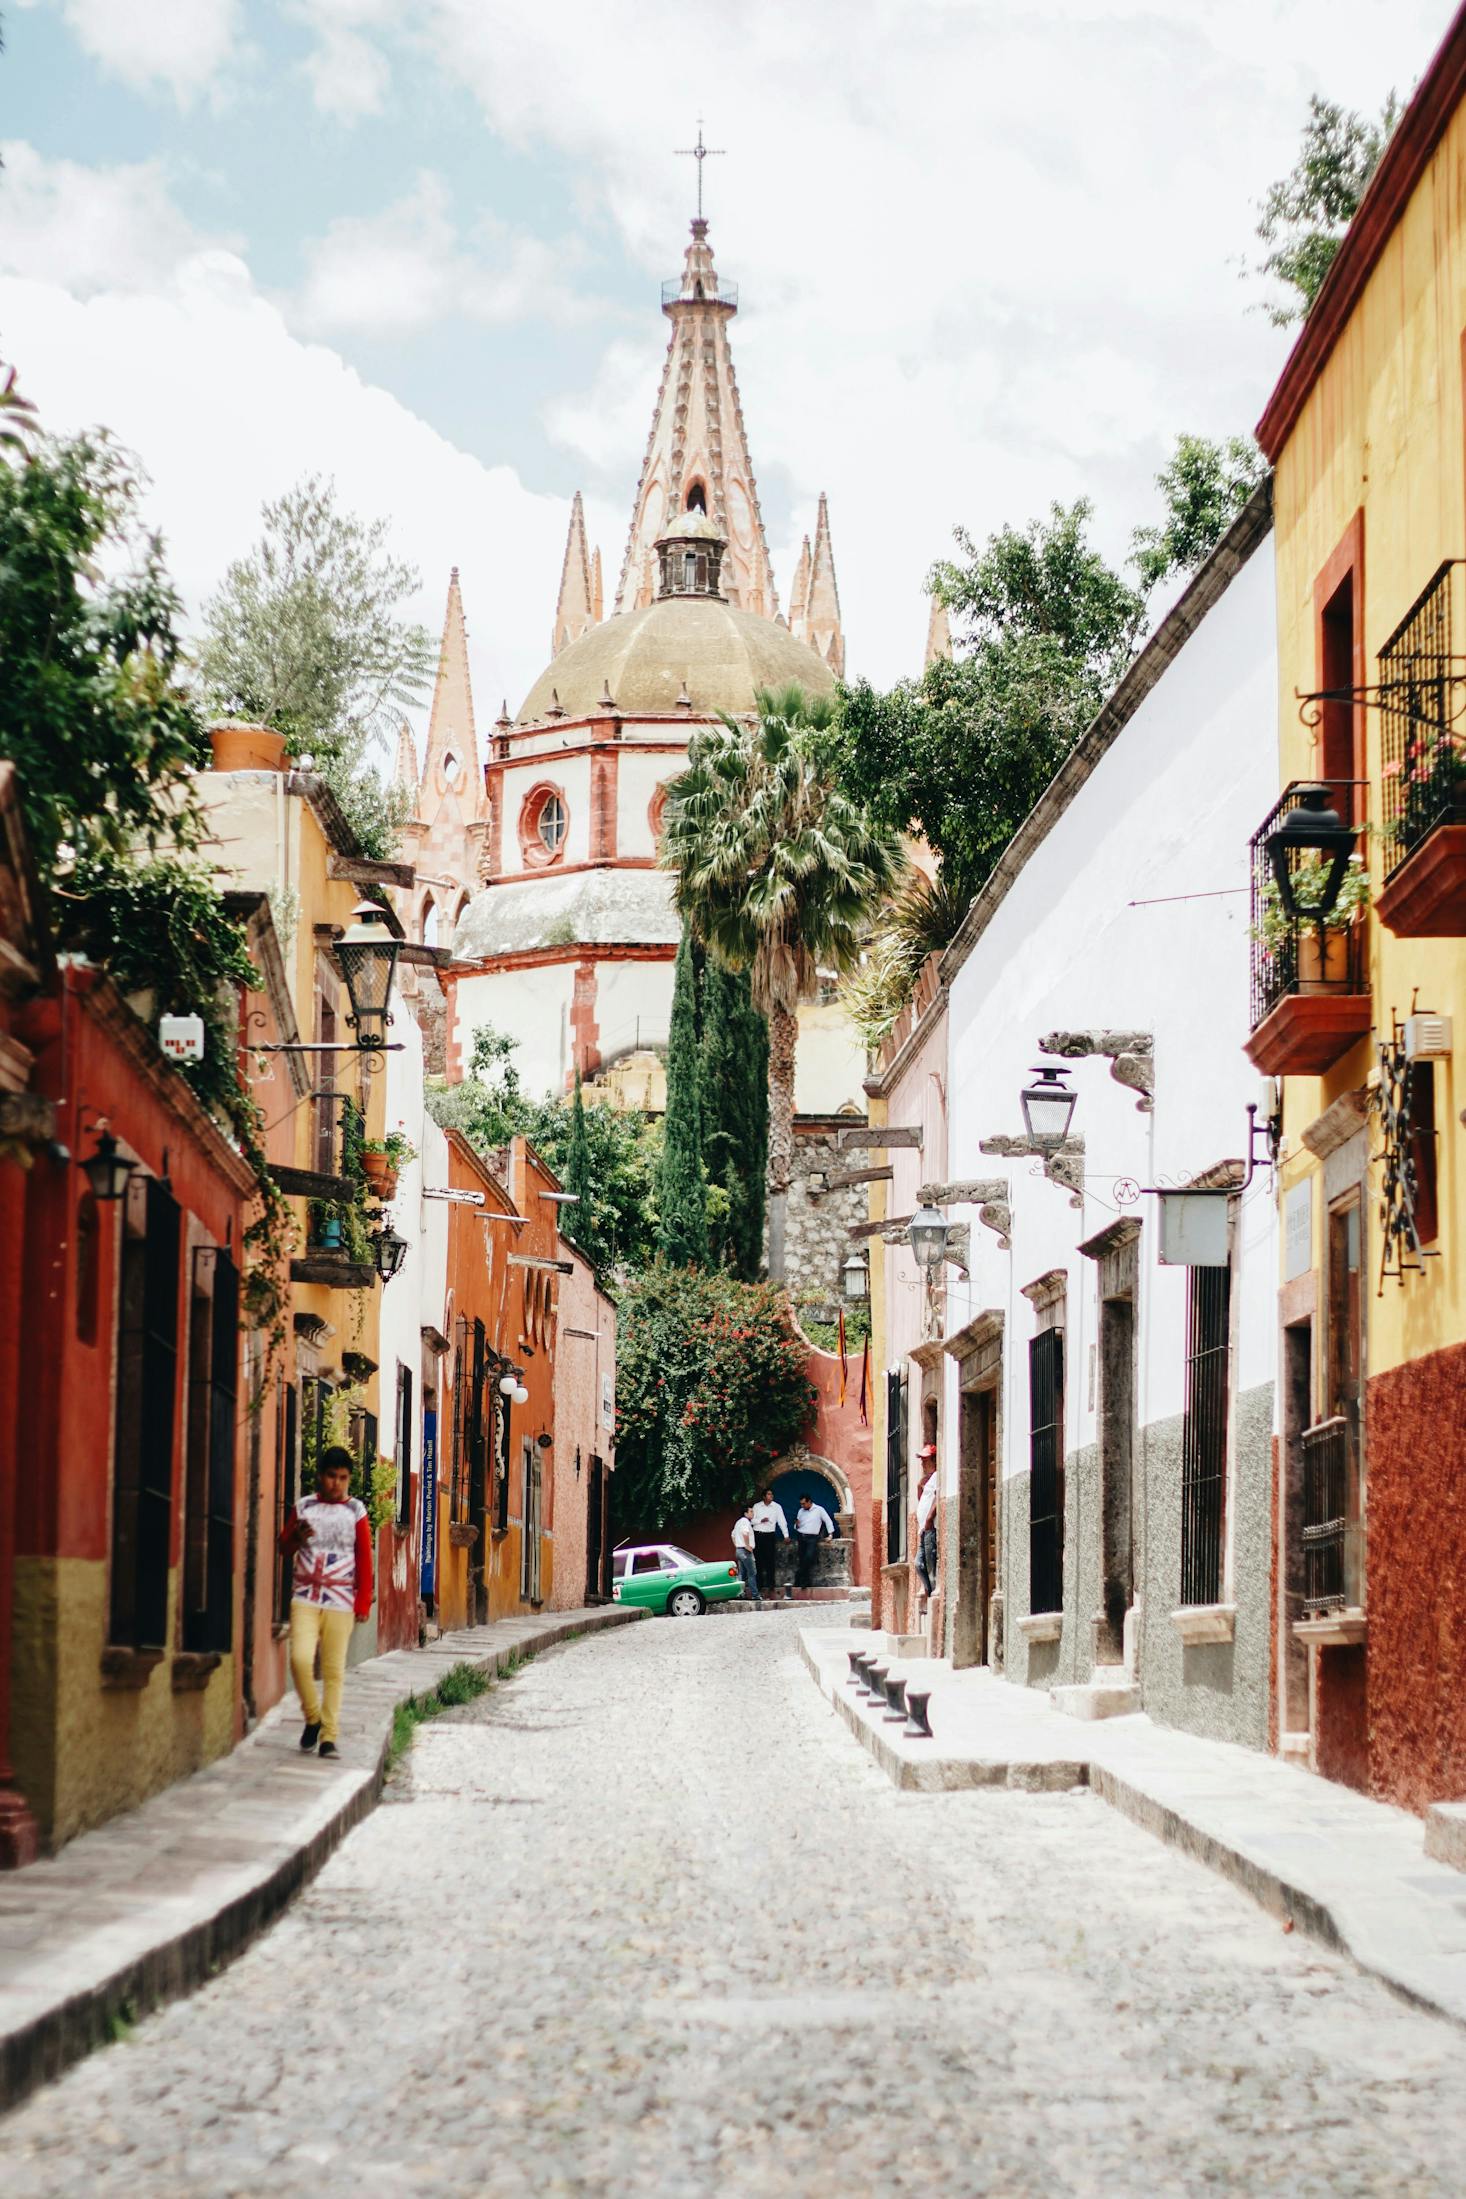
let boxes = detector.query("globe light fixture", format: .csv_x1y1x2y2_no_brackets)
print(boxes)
907,1203,950,1273
513,1381,530,1406
81,1127,136,1203
1263,783,1357,922
372,1225,409,1281
333,900,401,1052
841,1250,870,1302
499,1371,519,1397
1019,1064,1077,1148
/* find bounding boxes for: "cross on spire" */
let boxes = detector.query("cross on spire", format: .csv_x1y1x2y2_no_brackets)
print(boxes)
676,120,724,222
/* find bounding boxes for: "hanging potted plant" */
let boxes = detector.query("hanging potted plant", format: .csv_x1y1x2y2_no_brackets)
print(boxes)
362,1129,415,1202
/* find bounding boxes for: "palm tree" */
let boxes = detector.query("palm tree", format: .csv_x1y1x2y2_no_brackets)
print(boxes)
661,684,903,1283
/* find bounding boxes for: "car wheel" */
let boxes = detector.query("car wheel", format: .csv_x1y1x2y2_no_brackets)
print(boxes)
666,1587,705,1618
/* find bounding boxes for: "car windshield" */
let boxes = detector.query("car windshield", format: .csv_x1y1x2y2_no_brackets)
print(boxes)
661,1547,700,1570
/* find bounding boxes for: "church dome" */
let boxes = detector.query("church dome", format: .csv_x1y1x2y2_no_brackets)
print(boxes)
517,596,838,725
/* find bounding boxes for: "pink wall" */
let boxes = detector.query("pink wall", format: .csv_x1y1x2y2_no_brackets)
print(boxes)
549,1246,616,1609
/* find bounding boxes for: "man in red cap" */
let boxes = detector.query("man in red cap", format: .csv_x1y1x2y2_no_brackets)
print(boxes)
914,1443,939,1603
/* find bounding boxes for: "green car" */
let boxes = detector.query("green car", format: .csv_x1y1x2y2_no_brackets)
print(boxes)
611,1542,746,1617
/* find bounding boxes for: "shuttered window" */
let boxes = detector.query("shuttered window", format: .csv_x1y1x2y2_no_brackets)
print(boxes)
183,1244,239,1653
395,1363,414,1529
885,1368,908,1563
1028,1329,1064,1618
110,1175,181,1650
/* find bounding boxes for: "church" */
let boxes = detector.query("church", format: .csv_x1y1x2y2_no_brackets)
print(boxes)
396,212,866,1135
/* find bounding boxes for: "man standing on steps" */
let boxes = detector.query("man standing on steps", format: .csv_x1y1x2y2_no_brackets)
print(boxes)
278,1446,374,1759
914,1445,940,1606
732,1506,761,1608
749,1487,788,1601
794,1492,835,1592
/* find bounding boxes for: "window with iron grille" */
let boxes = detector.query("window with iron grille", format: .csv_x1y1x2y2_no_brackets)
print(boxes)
1180,1262,1231,1607
182,1244,239,1654
1028,1329,1064,1617
885,1368,908,1564
1379,561,1464,877
394,1363,414,1529
110,1175,181,1650
1301,1417,1350,1615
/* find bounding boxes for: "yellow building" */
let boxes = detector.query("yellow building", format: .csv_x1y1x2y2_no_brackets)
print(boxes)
1250,8,1466,1811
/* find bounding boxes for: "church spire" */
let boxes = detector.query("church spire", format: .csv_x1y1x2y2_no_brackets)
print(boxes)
614,220,778,621
422,566,482,820
391,717,421,814
553,491,600,658
790,492,844,678
924,593,952,670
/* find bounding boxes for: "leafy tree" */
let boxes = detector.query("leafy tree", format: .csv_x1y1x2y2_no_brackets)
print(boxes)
562,1072,594,1251
425,1026,663,1274
0,431,206,878
662,685,903,1283
198,475,433,859
699,955,768,1280
656,924,708,1265
1253,93,1399,326
827,501,1144,915
611,1264,817,1532
1130,434,1268,593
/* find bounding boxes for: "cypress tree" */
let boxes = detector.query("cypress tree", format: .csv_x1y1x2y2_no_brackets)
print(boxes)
700,956,769,1281
656,924,707,1266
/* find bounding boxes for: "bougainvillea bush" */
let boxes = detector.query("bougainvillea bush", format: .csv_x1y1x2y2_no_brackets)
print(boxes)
613,1264,817,1532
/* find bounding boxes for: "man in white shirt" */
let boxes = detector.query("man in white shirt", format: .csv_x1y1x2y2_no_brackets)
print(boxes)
914,1445,939,1600
794,1493,835,1589
731,1508,761,1608
749,1488,788,1599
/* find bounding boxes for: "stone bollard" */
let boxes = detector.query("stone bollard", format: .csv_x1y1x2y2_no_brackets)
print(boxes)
883,1674,908,1721
904,1686,933,1738
847,1648,868,1689
864,1661,889,1703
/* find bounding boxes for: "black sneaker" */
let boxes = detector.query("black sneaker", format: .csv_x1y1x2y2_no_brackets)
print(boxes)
299,1722,321,1752
318,1741,339,1759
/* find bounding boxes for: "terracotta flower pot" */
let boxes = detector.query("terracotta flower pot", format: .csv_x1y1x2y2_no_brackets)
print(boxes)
209,723,287,773
362,1153,398,1201
1297,926,1351,993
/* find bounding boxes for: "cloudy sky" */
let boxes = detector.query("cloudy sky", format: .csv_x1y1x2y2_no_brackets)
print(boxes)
0,0,1450,732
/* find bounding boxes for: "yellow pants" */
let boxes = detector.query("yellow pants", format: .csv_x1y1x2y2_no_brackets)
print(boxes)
289,1602,355,1745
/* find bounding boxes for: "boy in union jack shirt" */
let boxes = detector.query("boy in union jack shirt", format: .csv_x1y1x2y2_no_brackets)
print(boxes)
277,1446,374,1757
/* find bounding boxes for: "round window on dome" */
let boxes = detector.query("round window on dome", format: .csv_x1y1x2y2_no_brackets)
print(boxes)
520,785,569,866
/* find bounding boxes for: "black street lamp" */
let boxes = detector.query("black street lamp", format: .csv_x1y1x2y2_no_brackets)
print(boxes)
907,1203,949,1272
373,1225,409,1281
1020,1065,1077,1148
81,1127,136,1203
334,901,401,1053
841,1251,869,1302
1264,784,1357,922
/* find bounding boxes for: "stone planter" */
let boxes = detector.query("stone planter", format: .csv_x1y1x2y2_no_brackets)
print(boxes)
209,723,287,773
1297,926,1351,993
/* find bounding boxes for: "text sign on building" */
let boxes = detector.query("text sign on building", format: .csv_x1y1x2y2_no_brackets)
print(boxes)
419,1411,437,1602
158,1012,205,1063
601,1371,614,1433
1284,1180,1312,1281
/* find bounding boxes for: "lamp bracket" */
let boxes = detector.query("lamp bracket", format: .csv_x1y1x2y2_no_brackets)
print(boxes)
978,1133,1084,1209
1295,667,1466,736
917,1177,1007,1205
1040,1029,1154,1113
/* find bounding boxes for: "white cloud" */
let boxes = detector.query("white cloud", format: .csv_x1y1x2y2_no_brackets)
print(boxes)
0,152,573,726
0,141,230,294
25,0,243,105
288,0,395,120
294,171,592,337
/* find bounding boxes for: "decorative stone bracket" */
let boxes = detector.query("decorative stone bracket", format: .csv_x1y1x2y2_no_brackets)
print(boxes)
979,1133,1085,1209
1040,1028,1154,1113
917,1176,1011,1253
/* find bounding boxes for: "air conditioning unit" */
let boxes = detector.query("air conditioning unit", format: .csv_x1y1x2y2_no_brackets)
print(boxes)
1404,1013,1453,1061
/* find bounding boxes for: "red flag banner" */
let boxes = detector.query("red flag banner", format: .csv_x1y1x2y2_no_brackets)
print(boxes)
837,1306,848,1407
858,1335,870,1426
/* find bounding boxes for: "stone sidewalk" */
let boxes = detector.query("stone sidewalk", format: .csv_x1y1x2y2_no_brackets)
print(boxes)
0,1604,641,2110
802,1626,1466,2029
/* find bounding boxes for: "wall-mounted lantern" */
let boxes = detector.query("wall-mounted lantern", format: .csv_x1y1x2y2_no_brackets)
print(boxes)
334,900,402,1053
81,1126,136,1203
372,1225,409,1281
1019,1064,1077,1148
841,1251,870,1302
1263,783,1356,922
906,1203,950,1272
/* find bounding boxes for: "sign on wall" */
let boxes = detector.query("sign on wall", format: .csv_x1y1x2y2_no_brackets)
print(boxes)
600,1371,614,1433
1284,1180,1312,1281
419,1409,438,1601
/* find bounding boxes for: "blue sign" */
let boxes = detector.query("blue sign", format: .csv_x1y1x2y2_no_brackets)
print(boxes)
419,1411,438,1601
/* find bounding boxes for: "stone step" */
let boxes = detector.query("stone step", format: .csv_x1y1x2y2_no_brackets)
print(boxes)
1425,1800,1466,1872
1051,1679,1142,1721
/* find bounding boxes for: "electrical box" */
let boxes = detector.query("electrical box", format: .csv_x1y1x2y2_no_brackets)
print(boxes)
1404,1013,1453,1061
158,1012,206,1064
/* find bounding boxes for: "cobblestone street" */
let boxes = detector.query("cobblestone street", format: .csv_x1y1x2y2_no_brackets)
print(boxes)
5,1611,1466,2197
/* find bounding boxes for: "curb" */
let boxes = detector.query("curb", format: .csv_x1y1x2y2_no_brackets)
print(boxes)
0,1606,642,2113
800,1630,1466,2027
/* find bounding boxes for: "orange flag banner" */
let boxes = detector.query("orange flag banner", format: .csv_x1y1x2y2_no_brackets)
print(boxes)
837,1305,848,1407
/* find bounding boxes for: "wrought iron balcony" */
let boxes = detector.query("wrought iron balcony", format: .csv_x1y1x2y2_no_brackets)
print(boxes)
1376,560,1466,934
1245,780,1371,1075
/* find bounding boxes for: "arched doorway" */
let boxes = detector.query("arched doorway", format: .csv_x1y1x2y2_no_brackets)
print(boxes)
766,1450,853,1598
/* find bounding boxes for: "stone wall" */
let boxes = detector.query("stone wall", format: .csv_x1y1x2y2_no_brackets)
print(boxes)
778,1125,867,1303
